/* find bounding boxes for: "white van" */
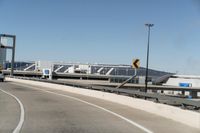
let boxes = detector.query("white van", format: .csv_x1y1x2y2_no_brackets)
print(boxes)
0,74,5,82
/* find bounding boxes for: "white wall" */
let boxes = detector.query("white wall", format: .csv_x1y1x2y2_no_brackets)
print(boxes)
36,61,53,71
165,78,200,87
68,66,75,73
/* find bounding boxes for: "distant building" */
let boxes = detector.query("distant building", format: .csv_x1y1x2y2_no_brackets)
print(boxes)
164,75,200,87
3,60,170,83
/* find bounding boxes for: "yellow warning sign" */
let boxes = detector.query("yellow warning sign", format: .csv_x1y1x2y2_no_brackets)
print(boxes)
132,59,140,69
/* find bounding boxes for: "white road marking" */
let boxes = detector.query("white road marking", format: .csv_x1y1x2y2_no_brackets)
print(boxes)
13,82,154,133
0,88,25,133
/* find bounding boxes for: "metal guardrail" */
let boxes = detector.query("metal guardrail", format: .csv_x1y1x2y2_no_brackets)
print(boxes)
92,85,200,108
11,77,200,110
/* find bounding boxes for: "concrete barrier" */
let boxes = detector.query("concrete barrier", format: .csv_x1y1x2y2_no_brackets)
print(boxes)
6,78,200,129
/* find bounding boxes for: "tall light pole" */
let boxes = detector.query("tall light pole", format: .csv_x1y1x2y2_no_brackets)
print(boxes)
144,23,154,92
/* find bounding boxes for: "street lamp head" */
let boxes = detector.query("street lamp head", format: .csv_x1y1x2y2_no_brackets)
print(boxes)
145,23,154,27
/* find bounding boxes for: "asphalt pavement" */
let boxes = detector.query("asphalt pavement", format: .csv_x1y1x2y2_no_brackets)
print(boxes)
0,81,199,133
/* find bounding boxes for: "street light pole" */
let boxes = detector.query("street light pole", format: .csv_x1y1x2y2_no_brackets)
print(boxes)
145,23,154,93
11,35,16,76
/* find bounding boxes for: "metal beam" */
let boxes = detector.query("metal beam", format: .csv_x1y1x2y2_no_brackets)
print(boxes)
0,34,16,76
0,34,16,38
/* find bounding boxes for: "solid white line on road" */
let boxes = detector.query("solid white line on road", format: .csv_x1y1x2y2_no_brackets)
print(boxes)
0,88,25,133
13,83,154,133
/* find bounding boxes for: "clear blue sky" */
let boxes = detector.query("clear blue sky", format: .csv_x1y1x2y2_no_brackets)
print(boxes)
0,0,200,74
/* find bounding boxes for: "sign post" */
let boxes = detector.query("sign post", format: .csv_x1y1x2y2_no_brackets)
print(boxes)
0,65,2,71
0,34,16,76
132,59,140,69
116,59,140,89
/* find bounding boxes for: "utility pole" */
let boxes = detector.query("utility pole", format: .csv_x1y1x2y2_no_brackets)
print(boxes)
144,24,154,92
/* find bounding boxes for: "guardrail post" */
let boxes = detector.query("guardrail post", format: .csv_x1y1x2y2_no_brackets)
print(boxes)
181,90,185,96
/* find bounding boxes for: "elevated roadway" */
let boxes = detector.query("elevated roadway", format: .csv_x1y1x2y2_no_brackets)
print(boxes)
2,70,130,80
0,81,199,133
3,70,200,98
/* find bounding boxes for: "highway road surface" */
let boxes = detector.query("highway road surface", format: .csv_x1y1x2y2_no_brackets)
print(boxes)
0,81,199,133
